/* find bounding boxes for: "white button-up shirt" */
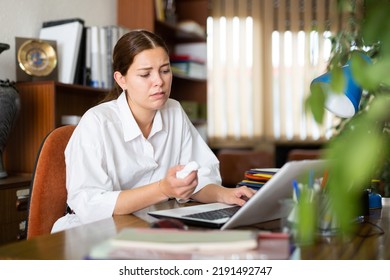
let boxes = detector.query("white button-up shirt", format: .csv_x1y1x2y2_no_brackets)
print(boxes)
52,92,221,232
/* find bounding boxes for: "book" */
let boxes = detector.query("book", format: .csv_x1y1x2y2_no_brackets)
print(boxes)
154,0,165,21
237,168,279,190
73,26,87,85
88,229,290,260
90,26,101,87
110,228,257,252
99,27,108,88
171,60,206,79
105,25,119,89
84,27,92,86
174,43,207,63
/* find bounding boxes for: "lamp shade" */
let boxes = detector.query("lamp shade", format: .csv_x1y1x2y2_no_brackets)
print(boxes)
310,63,363,118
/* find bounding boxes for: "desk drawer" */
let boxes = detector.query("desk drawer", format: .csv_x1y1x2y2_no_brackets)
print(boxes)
0,221,26,245
0,187,29,223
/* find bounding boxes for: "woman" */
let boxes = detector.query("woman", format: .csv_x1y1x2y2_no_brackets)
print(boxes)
52,30,255,232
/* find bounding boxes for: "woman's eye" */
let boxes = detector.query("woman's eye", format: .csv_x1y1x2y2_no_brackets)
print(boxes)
140,73,150,78
161,68,171,74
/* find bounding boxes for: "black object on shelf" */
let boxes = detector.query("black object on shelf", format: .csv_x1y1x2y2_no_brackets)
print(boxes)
0,43,21,178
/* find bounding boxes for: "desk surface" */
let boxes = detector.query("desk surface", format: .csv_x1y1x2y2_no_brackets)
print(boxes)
0,198,389,260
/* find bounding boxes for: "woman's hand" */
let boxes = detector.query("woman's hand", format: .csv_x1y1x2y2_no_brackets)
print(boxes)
159,165,198,200
218,186,257,206
191,184,256,206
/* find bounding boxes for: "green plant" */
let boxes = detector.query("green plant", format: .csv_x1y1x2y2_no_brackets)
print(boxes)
307,0,390,235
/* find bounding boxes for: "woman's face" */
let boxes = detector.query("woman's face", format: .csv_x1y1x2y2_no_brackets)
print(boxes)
116,47,172,113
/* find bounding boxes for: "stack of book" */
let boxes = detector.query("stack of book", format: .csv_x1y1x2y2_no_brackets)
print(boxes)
170,54,206,80
87,227,290,260
237,168,279,190
87,25,129,89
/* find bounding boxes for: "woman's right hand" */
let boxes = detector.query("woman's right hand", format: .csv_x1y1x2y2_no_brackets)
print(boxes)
159,165,198,200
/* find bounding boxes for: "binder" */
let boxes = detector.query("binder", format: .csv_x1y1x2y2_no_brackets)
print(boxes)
99,27,108,88
84,27,92,86
39,18,84,84
90,26,101,88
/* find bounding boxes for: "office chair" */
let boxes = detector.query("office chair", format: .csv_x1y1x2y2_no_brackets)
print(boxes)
217,149,275,188
287,149,324,162
27,125,76,239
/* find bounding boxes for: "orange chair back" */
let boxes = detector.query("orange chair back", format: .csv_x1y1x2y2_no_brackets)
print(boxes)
27,125,75,239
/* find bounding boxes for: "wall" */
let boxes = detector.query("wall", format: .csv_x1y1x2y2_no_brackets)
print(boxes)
0,0,117,81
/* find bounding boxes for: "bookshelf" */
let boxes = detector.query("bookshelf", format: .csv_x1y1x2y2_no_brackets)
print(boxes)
117,0,208,127
3,81,107,174
4,2,209,173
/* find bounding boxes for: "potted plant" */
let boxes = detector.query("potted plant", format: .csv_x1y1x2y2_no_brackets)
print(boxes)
306,0,390,237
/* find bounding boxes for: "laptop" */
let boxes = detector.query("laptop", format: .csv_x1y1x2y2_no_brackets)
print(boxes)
148,159,326,230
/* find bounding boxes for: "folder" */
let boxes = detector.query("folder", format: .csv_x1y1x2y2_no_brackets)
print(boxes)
39,18,84,84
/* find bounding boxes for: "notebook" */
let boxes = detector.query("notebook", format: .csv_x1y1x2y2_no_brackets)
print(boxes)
148,159,326,230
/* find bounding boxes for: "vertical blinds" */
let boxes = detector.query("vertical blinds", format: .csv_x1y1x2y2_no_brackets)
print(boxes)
207,0,362,147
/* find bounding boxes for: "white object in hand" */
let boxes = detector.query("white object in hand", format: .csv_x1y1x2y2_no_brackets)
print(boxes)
176,161,200,179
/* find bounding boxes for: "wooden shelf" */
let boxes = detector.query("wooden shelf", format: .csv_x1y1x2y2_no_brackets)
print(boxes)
4,81,107,174
117,0,208,129
173,72,206,82
154,20,206,43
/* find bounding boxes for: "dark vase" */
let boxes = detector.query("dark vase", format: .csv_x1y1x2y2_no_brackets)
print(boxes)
0,43,21,178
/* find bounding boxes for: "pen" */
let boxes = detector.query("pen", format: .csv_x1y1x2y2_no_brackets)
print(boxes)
309,169,314,189
292,179,300,201
321,170,329,190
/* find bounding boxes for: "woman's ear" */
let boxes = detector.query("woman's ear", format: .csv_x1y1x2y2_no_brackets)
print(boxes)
113,71,126,90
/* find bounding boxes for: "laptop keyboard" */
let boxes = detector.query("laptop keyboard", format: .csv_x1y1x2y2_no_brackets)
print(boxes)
183,206,241,220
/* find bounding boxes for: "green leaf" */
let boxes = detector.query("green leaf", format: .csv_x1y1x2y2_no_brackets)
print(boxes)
367,95,390,121
297,187,317,245
368,59,390,87
351,52,390,90
362,1,390,45
350,52,375,90
307,83,326,124
330,67,345,94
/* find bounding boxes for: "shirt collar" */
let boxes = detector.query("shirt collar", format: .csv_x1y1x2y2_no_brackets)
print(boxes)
149,110,163,138
117,91,165,141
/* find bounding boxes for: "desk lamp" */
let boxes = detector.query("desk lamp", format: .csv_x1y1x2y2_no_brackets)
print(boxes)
310,62,362,118
310,54,375,222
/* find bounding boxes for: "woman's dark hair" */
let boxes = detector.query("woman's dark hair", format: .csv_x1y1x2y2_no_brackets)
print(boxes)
101,29,169,102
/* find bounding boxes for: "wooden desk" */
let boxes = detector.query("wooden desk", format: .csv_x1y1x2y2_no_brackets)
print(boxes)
300,198,390,260
0,198,389,260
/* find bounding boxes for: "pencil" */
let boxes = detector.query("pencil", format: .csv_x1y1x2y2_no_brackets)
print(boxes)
321,170,329,189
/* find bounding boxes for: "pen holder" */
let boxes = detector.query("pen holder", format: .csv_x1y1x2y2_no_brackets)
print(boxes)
317,192,339,237
279,198,297,234
281,189,339,246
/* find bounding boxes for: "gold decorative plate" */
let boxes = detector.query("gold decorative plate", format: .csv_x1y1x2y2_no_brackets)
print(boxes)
17,39,57,77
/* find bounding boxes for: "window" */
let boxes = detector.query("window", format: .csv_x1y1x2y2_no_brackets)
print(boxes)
207,0,357,147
